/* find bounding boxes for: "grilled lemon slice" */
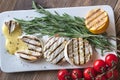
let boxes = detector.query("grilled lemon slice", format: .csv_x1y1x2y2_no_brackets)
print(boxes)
85,8,109,34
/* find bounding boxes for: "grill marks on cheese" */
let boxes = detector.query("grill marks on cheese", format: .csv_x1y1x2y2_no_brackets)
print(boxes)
2,20,28,54
44,37,66,64
15,35,43,61
16,50,41,61
85,8,108,30
66,38,92,65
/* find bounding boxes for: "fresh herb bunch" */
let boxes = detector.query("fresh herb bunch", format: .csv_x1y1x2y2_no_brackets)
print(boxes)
15,1,114,53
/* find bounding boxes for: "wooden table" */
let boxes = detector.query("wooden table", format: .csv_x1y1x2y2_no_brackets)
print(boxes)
0,0,120,80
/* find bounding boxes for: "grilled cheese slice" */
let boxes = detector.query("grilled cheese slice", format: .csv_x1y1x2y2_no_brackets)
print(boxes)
15,50,41,61
43,37,67,64
15,35,43,62
85,8,109,34
2,20,28,54
64,38,93,65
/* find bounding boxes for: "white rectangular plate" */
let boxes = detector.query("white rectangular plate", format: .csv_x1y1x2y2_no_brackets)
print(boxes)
0,5,116,73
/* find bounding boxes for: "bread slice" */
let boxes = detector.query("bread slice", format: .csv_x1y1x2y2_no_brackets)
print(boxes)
43,37,67,64
64,38,93,65
15,35,43,62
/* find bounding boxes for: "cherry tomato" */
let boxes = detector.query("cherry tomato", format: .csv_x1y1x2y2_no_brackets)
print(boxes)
106,69,119,80
105,54,118,68
93,59,106,73
95,74,106,80
84,67,96,80
71,69,82,80
84,78,91,80
57,69,70,80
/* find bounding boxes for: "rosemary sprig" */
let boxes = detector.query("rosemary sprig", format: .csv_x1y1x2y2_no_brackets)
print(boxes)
15,1,115,53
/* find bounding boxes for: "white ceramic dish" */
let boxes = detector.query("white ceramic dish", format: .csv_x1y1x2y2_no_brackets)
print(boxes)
0,5,116,73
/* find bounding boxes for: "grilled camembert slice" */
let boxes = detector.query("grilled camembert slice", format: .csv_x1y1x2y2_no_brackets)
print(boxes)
15,35,43,62
44,37,67,64
85,8,109,34
64,38,93,65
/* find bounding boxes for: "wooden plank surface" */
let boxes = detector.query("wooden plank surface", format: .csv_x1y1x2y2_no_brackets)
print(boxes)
0,0,120,80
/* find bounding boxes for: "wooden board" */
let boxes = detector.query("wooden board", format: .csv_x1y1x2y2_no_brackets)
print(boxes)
0,5,116,73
